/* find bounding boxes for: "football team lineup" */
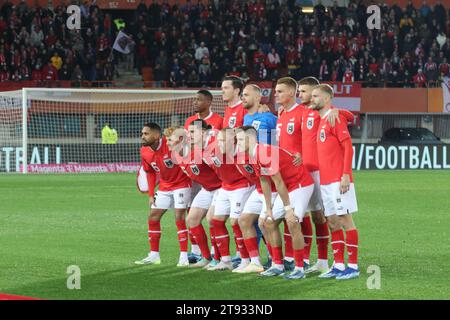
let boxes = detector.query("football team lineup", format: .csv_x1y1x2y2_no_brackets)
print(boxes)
135,76,360,280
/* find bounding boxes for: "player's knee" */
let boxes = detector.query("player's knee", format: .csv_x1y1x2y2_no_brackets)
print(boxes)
286,219,299,232
265,220,277,231
341,215,356,230
327,219,341,231
312,211,326,224
238,215,252,229
186,214,200,227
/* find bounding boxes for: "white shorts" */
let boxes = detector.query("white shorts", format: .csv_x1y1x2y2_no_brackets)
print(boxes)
151,187,191,210
214,186,255,219
190,187,219,210
243,189,278,215
320,182,358,217
269,184,314,221
307,170,323,212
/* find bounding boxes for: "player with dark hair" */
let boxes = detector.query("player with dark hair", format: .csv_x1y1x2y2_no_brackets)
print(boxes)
135,122,192,267
221,76,247,129
184,90,223,130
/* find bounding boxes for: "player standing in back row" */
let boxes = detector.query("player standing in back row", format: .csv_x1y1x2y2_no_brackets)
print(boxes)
297,76,355,274
221,76,247,129
311,84,360,280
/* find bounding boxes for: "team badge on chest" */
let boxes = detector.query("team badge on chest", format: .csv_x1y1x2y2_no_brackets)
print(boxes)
212,156,222,167
243,165,254,174
163,158,174,168
319,129,326,142
228,117,237,128
287,122,295,134
307,117,314,130
190,164,200,175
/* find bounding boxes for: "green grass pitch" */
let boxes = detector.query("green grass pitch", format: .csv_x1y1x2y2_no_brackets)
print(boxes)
1,171,449,300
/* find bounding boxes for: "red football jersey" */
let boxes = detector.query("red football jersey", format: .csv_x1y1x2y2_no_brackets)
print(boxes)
223,101,247,129
172,145,222,191
140,137,192,196
203,140,253,191
250,144,313,192
276,103,305,155
184,112,224,130
302,106,355,172
317,112,353,185
235,152,276,194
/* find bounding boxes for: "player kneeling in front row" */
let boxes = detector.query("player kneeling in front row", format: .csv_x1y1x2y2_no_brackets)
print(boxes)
236,126,314,279
135,123,192,267
311,85,360,280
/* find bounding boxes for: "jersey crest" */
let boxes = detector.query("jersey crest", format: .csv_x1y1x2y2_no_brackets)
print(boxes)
319,129,326,142
243,165,255,174
306,117,314,130
163,158,174,168
211,156,222,167
190,164,200,175
228,116,237,128
287,122,295,135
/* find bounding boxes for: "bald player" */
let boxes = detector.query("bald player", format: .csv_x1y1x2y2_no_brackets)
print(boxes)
311,84,360,280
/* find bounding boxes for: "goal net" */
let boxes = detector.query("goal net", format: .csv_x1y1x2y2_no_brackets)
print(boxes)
0,88,225,174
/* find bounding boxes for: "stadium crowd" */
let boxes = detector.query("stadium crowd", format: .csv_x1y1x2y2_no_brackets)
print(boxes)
0,0,448,87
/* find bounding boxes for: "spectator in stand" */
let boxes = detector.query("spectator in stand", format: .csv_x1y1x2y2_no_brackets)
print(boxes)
424,56,439,86
59,64,71,81
0,66,9,82
266,48,281,75
51,52,63,71
43,61,58,81
71,64,84,84
0,0,447,88
413,68,427,87
195,42,209,62
439,58,449,77
343,67,354,83
30,25,44,48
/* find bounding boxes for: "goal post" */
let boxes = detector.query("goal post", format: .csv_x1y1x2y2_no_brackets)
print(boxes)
1,88,225,174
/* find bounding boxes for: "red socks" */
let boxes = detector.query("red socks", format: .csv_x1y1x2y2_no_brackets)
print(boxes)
189,230,198,246
209,226,221,260
189,224,211,260
148,220,161,252
271,246,283,265
283,222,293,258
212,219,230,257
293,249,305,268
244,237,259,258
331,229,345,265
267,243,273,258
301,215,313,261
346,229,359,265
175,220,188,252
232,224,249,259
316,221,330,260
